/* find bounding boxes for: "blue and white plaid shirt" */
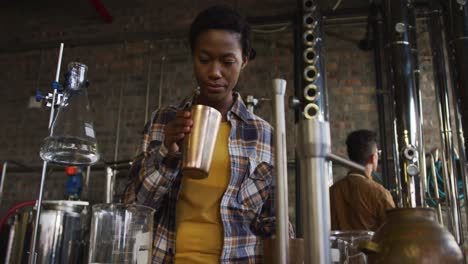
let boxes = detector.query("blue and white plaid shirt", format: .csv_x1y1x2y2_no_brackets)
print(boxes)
124,93,288,263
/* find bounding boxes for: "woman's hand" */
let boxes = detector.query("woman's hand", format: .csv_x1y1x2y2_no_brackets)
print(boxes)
163,110,193,153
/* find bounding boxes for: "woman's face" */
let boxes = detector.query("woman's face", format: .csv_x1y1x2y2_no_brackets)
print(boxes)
192,29,248,110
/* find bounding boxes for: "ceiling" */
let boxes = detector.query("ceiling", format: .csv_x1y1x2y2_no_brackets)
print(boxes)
318,0,372,12
317,0,430,14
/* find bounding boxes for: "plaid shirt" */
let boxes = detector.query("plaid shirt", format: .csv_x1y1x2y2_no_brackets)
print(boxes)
124,93,282,263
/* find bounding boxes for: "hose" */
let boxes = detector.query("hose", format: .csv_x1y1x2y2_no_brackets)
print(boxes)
0,200,36,233
426,159,465,209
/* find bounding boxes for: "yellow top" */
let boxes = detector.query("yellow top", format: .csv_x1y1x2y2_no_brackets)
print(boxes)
175,122,231,264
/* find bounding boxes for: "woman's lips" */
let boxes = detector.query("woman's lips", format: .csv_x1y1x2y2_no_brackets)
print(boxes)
205,85,225,93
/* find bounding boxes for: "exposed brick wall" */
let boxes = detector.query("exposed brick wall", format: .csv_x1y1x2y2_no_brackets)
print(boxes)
0,1,454,235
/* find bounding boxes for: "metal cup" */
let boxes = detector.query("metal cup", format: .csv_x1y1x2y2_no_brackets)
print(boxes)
182,104,222,179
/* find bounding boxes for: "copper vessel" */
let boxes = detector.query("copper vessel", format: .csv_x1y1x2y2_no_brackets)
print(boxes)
360,208,463,263
182,104,221,179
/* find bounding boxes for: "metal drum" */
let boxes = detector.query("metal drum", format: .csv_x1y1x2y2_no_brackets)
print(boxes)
33,200,90,264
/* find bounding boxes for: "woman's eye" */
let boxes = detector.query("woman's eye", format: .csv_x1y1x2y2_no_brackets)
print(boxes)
224,60,235,65
199,58,209,64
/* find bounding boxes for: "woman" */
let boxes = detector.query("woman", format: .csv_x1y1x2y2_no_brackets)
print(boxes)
124,5,284,263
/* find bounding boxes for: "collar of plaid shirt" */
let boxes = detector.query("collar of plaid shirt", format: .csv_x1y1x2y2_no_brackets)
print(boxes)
124,92,279,263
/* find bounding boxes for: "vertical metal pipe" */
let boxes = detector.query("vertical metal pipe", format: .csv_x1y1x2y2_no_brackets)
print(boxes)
373,3,404,206
144,44,153,125
446,0,468,158
428,153,444,224
273,78,289,264
429,0,464,243
48,43,64,129
294,0,331,263
82,166,91,200
384,0,423,207
114,83,124,163
293,6,304,237
158,56,165,109
297,1,332,263
297,120,331,264
0,161,8,204
30,43,64,264
445,0,468,247
105,166,114,203
5,214,18,264
371,4,400,201
408,3,427,206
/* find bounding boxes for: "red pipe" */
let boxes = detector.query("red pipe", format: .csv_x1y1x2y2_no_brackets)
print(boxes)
90,0,113,23
0,200,36,233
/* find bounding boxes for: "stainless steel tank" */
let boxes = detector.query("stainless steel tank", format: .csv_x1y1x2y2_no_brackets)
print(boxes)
33,200,90,264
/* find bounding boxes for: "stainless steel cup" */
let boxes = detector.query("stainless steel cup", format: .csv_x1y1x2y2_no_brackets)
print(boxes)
182,104,222,179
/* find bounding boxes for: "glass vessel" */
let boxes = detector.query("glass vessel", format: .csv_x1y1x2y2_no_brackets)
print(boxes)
40,62,100,165
88,203,155,264
330,230,374,264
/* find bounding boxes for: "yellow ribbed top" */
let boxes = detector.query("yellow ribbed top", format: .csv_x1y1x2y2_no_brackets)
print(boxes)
175,122,231,264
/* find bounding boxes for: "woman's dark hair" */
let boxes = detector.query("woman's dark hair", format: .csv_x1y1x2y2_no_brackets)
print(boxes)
346,129,377,165
189,5,256,60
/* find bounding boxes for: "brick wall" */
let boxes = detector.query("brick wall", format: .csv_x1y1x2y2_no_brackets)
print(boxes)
0,1,452,233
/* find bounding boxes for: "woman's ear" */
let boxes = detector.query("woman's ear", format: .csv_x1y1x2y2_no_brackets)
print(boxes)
241,57,249,70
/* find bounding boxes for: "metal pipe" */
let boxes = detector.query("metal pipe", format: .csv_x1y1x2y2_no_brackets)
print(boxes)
29,43,64,264
158,56,165,109
428,0,464,243
295,1,331,263
409,2,428,207
384,0,423,207
293,7,304,237
0,161,7,203
369,4,404,206
326,153,366,173
82,165,91,200
105,166,115,203
4,214,18,264
297,119,331,264
144,44,153,125
48,43,64,130
446,0,468,157
114,82,124,163
273,78,289,264
105,70,125,203
370,4,394,192
428,153,444,224
445,0,468,248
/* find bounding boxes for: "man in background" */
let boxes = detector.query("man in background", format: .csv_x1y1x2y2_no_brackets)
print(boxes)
329,129,395,231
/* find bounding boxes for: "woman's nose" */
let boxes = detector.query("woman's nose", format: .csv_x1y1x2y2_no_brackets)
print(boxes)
208,63,222,79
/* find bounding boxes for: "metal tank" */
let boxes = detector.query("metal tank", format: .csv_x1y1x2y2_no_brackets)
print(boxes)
33,200,90,264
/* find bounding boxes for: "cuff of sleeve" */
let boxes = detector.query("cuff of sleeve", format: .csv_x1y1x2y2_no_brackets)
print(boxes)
159,142,169,157
159,142,182,160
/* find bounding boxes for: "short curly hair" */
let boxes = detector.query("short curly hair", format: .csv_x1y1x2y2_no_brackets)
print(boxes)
189,5,256,60
346,129,377,165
